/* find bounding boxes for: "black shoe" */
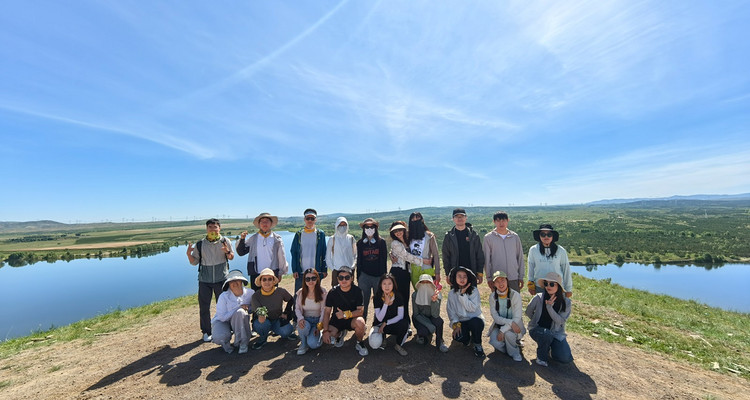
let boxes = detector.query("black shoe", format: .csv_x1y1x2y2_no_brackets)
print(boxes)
474,346,485,358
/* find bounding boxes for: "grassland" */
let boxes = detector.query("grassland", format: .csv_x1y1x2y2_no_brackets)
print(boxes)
1,199,749,267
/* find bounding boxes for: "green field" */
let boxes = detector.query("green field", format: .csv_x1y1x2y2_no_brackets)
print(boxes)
1,199,749,267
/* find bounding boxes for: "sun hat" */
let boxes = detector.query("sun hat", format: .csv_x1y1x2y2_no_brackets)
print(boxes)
359,218,379,228
536,271,563,288
222,269,249,291
449,266,477,287
417,274,436,290
253,213,278,229
491,270,508,282
389,224,407,232
533,224,559,242
254,268,280,287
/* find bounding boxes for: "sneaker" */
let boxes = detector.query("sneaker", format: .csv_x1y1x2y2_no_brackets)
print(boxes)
334,332,346,348
416,336,425,345
296,344,309,355
355,342,369,356
222,343,234,354
251,331,259,338
474,346,486,358
536,359,548,367
438,343,449,353
394,344,408,356
269,332,279,337
251,339,267,350
202,333,212,342
512,354,523,362
287,332,299,341
407,328,413,337
238,344,248,354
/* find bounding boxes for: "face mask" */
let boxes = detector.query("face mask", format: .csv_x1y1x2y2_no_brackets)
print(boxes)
337,226,347,235
206,231,220,242
364,228,375,237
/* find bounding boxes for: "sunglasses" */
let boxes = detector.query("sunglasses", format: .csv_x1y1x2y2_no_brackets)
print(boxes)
261,277,275,282
363,225,375,229
544,281,558,287
305,216,316,221
539,232,554,238
337,274,352,281
304,276,317,282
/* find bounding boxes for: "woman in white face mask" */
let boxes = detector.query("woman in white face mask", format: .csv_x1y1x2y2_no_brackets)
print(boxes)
354,218,387,322
325,217,357,288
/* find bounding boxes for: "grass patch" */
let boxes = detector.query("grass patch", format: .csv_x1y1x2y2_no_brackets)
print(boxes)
0,295,194,359
47,365,62,373
568,273,750,380
0,380,11,390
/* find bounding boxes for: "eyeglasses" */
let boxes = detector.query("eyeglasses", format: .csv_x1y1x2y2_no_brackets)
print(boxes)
539,232,554,238
305,216,316,221
337,274,352,281
544,281,557,287
304,276,317,282
261,277,275,282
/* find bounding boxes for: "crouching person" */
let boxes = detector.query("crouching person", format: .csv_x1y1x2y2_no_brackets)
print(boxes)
369,274,409,356
447,266,485,358
295,268,328,355
526,272,573,366
250,268,296,349
211,270,254,354
488,271,525,361
321,266,369,356
412,274,448,352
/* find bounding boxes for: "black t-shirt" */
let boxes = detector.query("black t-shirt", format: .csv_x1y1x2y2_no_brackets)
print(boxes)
455,228,471,268
326,285,364,321
372,293,405,325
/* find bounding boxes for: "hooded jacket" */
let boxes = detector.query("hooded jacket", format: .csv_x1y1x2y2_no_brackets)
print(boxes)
325,216,357,271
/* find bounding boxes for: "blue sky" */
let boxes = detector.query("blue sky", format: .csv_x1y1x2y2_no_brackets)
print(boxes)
2,0,749,222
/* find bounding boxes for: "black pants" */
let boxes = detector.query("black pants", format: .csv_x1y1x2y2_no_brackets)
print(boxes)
382,318,410,345
198,281,224,334
390,267,411,319
413,314,445,345
457,316,484,345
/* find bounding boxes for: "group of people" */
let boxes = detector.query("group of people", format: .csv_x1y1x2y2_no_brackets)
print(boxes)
186,208,574,366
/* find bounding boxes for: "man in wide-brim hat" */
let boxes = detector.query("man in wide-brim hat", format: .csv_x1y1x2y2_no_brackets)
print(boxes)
527,224,572,298
237,213,289,291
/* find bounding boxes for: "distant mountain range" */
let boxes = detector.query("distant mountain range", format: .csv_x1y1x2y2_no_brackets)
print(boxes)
586,193,750,205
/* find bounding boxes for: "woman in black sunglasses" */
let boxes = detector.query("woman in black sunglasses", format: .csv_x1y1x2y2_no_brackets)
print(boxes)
294,268,327,355
527,224,572,298
525,271,573,366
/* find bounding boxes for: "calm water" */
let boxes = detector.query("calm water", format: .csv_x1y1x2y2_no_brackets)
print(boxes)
0,231,295,341
571,263,750,313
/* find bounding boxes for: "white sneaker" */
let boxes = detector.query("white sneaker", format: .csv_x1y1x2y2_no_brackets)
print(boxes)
297,344,309,355
238,344,248,354
355,342,369,356
202,333,212,342
394,344,408,356
334,332,346,348
512,354,523,362
536,359,548,367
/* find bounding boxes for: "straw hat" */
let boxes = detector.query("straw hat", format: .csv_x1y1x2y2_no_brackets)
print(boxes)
222,269,249,291
359,218,379,228
254,268,280,287
253,213,278,229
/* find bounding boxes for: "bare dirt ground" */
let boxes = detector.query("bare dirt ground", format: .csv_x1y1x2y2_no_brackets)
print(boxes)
1,279,747,400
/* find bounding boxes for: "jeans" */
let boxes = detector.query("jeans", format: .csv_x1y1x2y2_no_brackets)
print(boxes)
357,273,380,322
297,316,323,350
198,281,224,335
529,326,573,363
252,318,294,341
456,317,484,345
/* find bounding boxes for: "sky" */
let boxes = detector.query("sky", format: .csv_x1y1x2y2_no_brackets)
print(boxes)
1,0,749,223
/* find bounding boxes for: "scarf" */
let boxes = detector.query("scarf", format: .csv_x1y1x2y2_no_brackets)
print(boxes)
415,283,434,306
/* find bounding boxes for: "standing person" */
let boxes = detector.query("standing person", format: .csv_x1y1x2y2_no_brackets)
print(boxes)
527,224,572,297
325,216,357,287
411,274,449,352
250,268,296,349
442,208,485,285
487,271,525,362
236,212,289,291
407,212,441,287
483,211,524,292
294,268,327,355
447,266,485,358
526,272,573,366
211,270,254,354
369,274,410,356
290,208,327,293
321,266,369,356
355,218,387,321
187,218,234,342
390,221,432,320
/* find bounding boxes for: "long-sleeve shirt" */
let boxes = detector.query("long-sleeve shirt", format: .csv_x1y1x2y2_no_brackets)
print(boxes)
372,293,405,325
211,287,254,323
527,244,572,292
488,290,524,334
294,287,328,322
526,293,572,341
390,240,423,271
250,288,294,320
446,288,484,325
356,238,386,278
483,230,524,282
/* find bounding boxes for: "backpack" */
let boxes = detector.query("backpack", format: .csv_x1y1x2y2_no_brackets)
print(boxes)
196,237,229,266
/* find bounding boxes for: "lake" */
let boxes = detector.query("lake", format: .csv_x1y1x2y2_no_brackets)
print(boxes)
0,231,295,341
571,262,750,313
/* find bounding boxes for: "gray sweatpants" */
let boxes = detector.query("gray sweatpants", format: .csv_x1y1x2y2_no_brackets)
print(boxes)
358,273,380,322
211,308,251,347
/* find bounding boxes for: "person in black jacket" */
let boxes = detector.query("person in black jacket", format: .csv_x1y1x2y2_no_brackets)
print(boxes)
442,208,485,284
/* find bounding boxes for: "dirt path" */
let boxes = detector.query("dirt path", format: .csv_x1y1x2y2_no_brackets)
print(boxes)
1,280,747,400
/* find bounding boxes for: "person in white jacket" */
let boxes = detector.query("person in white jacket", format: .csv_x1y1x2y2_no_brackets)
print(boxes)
211,270,254,354
325,216,357,288
446,266,485,358
487,271,525,361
